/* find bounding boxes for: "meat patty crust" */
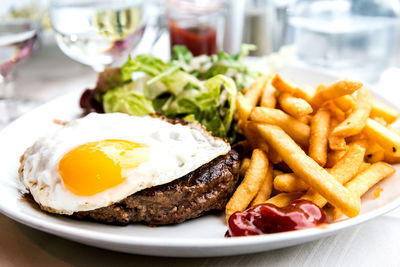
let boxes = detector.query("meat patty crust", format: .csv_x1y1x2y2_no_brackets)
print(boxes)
73,150,240,225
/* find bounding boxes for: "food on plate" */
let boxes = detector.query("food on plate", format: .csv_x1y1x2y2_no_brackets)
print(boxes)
225,149,269,220
80,45,261,142
278,92,313,118
257,124,361,218
309,108,330,166
226,74,399,236
226,200,328,237
19,113,240,225
250,164,273,206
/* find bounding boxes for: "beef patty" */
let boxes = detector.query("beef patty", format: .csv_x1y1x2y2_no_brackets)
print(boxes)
73,150,240,225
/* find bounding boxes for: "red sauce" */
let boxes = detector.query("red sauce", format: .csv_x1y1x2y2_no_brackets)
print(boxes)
169,20,217,56
226,200,329,237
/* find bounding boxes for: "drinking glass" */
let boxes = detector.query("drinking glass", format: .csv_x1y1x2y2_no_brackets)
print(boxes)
287,0,400,82
49,0,146,72
0,19,40,127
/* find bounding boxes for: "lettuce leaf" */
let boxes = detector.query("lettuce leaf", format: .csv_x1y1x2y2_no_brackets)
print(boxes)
103,86,154,116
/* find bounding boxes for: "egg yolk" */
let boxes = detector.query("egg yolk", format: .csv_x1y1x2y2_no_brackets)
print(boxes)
58,139,150,196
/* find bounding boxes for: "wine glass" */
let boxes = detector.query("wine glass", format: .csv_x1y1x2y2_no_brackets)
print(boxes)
0,19,40,127
49,0,146,72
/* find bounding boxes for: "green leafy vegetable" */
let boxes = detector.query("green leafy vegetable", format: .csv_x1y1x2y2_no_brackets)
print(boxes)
84,45,261,142
103,86,154,116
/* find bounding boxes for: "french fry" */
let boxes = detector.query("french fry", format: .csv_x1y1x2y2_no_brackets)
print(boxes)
225,149,269,220
298,115,312,125
273,173,309,192
329,119,347,151
384,152,400,164
310,79,362,107
326,150,347,168
365,141,385,163
358,162,371,173
370,99,399,124
239,158,251,177
271,74,315,102
309,108,330,166
323,101,346,121
294,85,316,103
267,147,282,164
273,169,284,177
257,124,361,217
250,107,310,147
243,122,269,153
372,117,388,126
236,93,252,121
251,164,274,206
301,142,366,208
271,74,297,94
334,95,356,111
345,162,395,199
260,79,277,108
364,118,400,157
244,76,268,107
331,87,372,137
265,192,303,208
278,92,313,118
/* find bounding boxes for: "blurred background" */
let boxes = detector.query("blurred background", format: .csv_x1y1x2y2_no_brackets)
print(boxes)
0,0,400,126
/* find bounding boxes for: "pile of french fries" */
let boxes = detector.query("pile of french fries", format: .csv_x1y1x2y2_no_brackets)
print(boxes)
226,74,400,222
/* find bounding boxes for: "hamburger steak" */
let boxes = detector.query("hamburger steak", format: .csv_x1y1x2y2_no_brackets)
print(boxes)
73,150,240,225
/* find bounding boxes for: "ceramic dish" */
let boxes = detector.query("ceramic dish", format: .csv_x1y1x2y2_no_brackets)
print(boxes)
0,66,399,257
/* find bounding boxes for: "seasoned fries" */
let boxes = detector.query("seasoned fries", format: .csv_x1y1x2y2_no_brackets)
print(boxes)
271,74,297,94
331,87,372,137
236,93,252,121
249,107,310,147
266,192,303,208
251,164,274,206
301,142,366,208
364,118,400,157
226,74,399,228
345,162,395,198
239,158,251,177
311,79,362,107
225,149,269,220
309,108,330,166
257,124,361,217
244,76,268,107
260,79,277,108
278,93,313,118
273,173,309,192
370,99,399,124
334,95,356,111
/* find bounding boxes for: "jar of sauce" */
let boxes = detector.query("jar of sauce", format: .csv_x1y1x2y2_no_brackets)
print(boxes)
166,0,224,56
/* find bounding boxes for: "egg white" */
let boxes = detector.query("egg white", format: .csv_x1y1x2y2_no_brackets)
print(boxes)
20,113,230,215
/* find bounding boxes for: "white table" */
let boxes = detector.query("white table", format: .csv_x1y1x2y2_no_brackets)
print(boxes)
2,39,400,267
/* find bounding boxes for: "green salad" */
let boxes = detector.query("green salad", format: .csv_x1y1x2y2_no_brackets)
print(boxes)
80,45,262,142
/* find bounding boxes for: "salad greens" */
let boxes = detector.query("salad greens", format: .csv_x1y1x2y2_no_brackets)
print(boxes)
81,45,262,141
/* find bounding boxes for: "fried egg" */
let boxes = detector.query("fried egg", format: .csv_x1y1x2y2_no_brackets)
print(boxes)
19,113,230,215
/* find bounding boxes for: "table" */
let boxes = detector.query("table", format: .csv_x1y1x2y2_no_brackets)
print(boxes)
2,38,400,267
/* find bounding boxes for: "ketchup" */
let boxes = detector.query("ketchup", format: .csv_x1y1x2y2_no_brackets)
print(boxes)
169,20,217,56
226,200,329,237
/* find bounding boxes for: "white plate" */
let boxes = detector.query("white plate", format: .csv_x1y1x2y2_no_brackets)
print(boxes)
0,66,399,258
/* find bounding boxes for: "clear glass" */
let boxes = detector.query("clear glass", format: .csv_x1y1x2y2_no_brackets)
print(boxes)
0,19,40,126
166,0,224,56
49,0,146,72
287,0,400,82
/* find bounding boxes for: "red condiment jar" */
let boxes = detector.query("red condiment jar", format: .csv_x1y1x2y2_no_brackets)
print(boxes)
166,0,224,56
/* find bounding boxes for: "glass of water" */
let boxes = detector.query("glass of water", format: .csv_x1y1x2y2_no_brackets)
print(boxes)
49,0,146,72
287,0,400,82
0,19,40,126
